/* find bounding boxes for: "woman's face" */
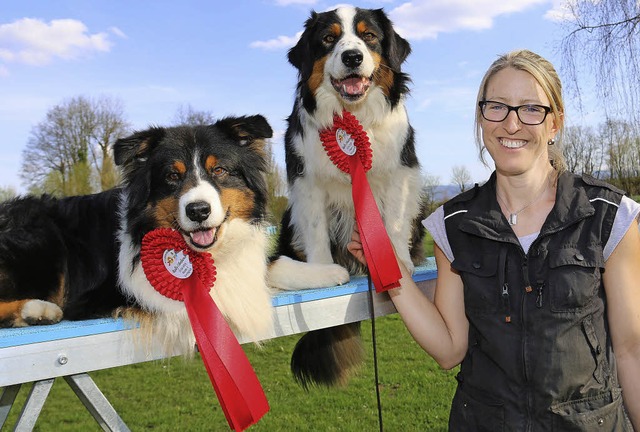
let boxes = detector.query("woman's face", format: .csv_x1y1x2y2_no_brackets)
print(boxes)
481,67,559,176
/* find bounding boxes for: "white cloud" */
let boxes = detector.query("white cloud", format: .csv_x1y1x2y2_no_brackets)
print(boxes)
543,0,578,22
389,0,552,40
0,18,113,67
250,31,302,50
109,26,128,39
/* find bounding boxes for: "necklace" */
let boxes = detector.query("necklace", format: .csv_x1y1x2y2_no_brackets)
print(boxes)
496,176,550,225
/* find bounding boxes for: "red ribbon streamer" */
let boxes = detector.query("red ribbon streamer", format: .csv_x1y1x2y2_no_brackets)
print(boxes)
320,110,401,292
140,228,269,431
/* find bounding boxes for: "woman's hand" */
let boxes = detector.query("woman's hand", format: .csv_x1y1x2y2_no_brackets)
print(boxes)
347,225,367,266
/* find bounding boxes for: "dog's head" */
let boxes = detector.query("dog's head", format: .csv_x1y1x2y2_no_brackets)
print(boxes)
113,115,272,252
289,6,411,110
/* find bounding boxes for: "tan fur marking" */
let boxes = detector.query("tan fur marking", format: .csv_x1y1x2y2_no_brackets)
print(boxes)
356,21,368,34
48,273,66,308
0,300,28,325
330,23,341,38
205,155,218,173
308,57,328,96
372,55,393,97
173,161,187,175
220,189,255,220
153,197,180,228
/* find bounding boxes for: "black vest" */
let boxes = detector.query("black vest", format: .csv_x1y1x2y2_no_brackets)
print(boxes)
443,171,631,431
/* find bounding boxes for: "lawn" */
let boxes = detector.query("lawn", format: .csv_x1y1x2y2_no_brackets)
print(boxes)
4,314,457,431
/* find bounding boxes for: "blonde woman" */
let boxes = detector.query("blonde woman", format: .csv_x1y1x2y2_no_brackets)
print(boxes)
349,50,640,430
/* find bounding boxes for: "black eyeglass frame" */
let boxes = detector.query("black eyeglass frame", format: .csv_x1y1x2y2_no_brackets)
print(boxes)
478,100,552,126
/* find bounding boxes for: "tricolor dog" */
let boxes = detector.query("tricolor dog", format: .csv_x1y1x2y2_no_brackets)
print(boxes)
270,6,426,387
0,116,278,353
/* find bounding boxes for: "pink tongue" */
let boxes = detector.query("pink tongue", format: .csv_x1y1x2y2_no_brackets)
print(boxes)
190,229,214,246
341,77,365,95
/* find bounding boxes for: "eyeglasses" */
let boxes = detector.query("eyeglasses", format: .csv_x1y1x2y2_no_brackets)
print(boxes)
479,101,551,126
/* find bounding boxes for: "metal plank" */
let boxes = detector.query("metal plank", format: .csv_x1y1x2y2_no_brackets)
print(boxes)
0,384,21,428
64,374,130,432
13,379,54,432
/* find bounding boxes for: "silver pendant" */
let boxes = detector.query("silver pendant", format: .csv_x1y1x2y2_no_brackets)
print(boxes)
509,213,517,225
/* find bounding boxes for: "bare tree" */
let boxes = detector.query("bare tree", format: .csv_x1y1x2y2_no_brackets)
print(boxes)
172,104,217,126
601,119,640,193
265,141,288,226
562,125,604,176
92,97,129,190
20,96,130,196
451,165,472,193
421,172,441,214
558,0,640,124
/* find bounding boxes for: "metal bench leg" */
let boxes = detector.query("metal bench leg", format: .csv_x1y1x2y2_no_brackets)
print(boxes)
13,379,55,432
0,384,22,428
64,374,130,432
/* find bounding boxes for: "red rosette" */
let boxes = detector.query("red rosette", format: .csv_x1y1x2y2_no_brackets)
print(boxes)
139,227,269,431
319,110,373,174
140,227,216,301
319,110,401,293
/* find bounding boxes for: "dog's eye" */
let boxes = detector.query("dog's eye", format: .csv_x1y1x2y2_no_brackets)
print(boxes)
166,172,181,183
211,166,227,177
362,32,377,42
323,34,335,44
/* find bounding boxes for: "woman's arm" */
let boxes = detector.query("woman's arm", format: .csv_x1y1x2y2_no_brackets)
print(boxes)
348,229,468,369
604,222,640,428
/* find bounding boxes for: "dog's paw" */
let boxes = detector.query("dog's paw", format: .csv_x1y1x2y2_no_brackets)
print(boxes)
321,263,350,286
268,256,350,290
21,300,63,326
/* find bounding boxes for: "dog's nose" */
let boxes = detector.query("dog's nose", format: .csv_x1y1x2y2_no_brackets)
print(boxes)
341,50,363,68
185,201,211,222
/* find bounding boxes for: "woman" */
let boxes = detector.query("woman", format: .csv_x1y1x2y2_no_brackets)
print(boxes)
348,50,640,430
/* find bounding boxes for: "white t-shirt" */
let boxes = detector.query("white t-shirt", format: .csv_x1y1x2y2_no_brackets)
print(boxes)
424,195,640,263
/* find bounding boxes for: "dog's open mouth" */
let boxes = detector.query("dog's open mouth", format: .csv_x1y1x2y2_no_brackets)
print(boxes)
331,74,371,100
187,227,219,250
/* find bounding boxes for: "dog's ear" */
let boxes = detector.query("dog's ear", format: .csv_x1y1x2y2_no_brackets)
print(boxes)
287,11,318,74
214,115,273,147
113,127,166,167
374,9,411,71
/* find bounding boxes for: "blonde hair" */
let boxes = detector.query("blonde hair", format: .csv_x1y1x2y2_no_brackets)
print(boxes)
474,49,566,173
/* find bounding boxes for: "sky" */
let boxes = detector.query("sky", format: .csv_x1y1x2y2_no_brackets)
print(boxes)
0,0,589,193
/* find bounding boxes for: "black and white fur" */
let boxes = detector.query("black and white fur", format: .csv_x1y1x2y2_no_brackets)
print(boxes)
271,6,425,387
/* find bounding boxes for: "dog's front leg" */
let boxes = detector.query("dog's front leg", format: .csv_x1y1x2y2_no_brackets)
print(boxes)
289,178,334,264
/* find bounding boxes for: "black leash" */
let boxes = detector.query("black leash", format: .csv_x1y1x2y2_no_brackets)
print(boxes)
367,272,384,432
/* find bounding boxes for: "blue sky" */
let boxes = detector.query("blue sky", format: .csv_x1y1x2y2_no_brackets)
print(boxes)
1,0,585,193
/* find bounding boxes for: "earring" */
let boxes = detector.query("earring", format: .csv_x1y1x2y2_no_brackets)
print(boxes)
547,138,555,146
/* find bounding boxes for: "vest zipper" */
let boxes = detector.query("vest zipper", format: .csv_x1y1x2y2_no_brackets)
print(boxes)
498,248,511,323
502,283,511,323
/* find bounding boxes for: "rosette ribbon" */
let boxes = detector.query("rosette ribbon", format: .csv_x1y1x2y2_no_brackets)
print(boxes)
140,228,269,431
319,110,401,292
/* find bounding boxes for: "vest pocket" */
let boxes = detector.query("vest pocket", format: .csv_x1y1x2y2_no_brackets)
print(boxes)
548,246,604,312
449,378,504,432
451,252,499,314
550,388,628,431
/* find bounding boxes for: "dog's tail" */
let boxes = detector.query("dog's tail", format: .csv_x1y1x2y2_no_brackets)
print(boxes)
290,322,364,389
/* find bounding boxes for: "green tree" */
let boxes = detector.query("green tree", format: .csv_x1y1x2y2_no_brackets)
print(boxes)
0,186,17,202
265,141,288,226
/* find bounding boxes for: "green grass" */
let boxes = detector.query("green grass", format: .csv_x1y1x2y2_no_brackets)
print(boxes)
4,315,457,431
